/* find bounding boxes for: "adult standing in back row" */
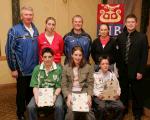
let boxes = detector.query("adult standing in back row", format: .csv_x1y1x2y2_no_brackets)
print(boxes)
63,15,92,64
5,6,39,120
91,23,117,72
38,17,64,64
116,14,148,120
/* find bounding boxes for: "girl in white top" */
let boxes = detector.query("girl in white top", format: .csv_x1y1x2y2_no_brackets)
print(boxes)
93,56,124,120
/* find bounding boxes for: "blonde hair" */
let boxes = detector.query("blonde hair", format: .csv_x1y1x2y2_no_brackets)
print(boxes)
20,6,33,15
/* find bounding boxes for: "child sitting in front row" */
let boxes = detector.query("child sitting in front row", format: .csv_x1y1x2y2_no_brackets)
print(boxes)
93,56,124,120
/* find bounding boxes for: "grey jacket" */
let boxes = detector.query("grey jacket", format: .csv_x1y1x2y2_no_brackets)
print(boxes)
61,64,94,98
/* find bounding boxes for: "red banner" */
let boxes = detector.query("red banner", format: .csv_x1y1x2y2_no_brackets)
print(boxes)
97,4,124,36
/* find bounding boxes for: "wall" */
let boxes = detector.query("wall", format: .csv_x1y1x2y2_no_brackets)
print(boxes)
0,0,149,84
20,0,69,36
20,0,99,38
0,0,14,84
0,0,99,84
146,15,150,64
133,0,142,31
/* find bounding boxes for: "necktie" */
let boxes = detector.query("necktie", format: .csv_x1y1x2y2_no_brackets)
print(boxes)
125,33,131,64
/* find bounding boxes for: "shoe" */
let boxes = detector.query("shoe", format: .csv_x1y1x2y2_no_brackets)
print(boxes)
134,116,141,120
17,114,25,120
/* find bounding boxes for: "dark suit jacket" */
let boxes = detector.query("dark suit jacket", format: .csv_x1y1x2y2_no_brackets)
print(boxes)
116,30,148,79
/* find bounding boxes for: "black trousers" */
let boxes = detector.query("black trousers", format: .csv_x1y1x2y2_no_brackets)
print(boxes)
119,73,143,117
16,75,33,116
93,97,124,120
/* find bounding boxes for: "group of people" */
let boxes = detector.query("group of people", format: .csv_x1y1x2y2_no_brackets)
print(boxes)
5,6,148,120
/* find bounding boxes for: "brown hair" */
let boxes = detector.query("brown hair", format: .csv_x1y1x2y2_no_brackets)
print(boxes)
125,14,137,22
72,15,83,23
45,17,56,25
69,45,86,68
99,55,110,64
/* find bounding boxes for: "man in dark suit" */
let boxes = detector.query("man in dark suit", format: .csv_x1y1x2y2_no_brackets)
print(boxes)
116,14,149,120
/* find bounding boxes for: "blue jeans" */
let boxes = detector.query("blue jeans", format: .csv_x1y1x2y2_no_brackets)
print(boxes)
27,94,64,120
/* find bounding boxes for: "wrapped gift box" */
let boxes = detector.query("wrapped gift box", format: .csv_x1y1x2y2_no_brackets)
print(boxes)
102,80,118,100
38,88,54,107
72,93,89,112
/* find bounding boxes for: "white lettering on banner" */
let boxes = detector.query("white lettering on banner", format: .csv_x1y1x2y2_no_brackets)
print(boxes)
114,26,121,36
109,25,123,36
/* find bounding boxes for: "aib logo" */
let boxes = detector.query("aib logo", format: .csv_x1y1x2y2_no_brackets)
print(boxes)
97,4,124,36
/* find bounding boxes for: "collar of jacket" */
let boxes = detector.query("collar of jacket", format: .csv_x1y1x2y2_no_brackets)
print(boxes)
39,62,57,72
20,21,37,31
125,30,137,37
70,28,86,37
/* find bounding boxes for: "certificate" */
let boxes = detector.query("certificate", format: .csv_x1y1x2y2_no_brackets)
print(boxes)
38,88,54,107
72,93,89,112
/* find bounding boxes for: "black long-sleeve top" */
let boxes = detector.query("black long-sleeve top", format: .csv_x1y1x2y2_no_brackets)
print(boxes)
91,37,117,65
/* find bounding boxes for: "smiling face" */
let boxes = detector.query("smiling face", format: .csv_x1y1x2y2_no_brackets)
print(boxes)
71,49,83,66
72,16,83,31
45,19,56,33
125,18,137,33
99,59,109,73
42,52,53,67
99,24,109,37
21,9,34,26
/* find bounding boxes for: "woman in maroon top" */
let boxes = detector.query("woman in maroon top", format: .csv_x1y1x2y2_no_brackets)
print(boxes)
38,17,64,64
91,23,117,72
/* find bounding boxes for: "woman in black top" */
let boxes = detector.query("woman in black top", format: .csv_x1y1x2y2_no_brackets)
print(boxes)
91,24,117,72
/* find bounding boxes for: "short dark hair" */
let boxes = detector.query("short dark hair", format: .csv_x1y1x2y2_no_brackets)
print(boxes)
41,47,54,56
99,55,110,64
125,14,137,22
70,45,86,68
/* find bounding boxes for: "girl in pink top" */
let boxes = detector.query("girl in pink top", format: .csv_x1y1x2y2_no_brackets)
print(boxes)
38,17,64,64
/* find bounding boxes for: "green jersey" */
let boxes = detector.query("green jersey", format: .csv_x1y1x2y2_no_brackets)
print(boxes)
30,62,62,89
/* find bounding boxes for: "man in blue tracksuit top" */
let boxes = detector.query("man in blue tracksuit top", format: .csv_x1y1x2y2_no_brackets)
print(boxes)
5,6,39,120
63,15,92,64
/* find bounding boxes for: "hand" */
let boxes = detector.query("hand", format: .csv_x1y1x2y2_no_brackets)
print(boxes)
98,95,104,100
33,88,39,105
113,95,120,100
34,95,38,105
53,94,57,103
67,94,72,107
87,95,92,107
11,70,18,78
136,73,143,80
